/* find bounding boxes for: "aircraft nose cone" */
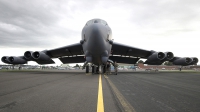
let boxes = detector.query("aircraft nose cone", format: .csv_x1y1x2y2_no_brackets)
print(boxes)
90,24,101,36
84,23,108,57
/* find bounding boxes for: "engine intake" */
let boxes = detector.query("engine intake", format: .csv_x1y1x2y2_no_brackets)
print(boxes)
24,51,34,60
32,51,49,60
164,52,174,61
191,57,198,65
1,56,11,64
147,52,165,62
173,57,192,65
31,51,55,64
7,56,27,64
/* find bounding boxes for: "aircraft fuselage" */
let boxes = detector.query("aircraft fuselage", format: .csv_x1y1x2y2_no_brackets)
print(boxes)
81,19,112,65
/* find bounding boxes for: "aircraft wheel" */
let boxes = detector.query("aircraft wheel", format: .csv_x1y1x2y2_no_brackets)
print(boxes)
86,66,89,73
92,66,94,73
102,66,106,74
96,66,99,73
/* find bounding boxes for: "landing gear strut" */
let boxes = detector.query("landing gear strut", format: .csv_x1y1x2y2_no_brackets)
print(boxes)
92,66,94,73
102,65,106,74
96,66,99,73
92,65,99,74
85,64,105,74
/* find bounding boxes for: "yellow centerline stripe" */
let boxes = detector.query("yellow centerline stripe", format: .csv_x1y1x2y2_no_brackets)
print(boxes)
97,74,104,112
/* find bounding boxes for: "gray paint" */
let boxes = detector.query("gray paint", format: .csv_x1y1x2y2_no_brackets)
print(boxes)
82,19,112,65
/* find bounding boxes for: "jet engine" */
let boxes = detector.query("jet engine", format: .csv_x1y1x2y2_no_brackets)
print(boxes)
1,56,11,64
173,57,192,65
32,51,51,61
24,51,34,60
7,56,27,64
147,52,165,62
190,57,198,65
31,51,55,64
163,52,174,61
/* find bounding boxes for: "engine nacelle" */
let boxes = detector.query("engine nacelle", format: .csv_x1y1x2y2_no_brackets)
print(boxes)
173,57,192,65
147,52,165,62
31,51,55,64
163,52,174,61
8,56,27,64
32,51,51,61
190,57,198,65
24,51,34,60
1,56,11,64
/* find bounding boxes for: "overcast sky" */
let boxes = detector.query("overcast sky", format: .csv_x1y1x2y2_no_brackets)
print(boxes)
0,0,200,65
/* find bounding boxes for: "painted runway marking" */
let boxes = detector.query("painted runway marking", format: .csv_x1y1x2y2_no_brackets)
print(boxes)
97,74,104,112
104,75,136,112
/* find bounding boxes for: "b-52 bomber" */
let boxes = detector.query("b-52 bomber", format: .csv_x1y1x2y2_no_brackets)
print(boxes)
1,19,198,73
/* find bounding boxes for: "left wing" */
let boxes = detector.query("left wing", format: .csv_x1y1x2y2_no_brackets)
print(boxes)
111,42,198,65
1,43,84,65
111,42,152,58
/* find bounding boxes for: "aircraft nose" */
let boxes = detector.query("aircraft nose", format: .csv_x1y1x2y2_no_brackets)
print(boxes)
90,24,102,36
85,23,108,55
87,24,106,44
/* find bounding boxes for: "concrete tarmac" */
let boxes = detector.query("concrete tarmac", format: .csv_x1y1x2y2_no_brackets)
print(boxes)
0,70,200,112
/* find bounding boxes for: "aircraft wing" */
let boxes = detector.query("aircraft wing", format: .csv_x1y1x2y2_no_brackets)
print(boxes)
111,42,198,65
111,42,152,58
47,43,83,58
1,43,84,65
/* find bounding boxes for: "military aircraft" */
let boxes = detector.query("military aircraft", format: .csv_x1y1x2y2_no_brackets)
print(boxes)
1,19,198,73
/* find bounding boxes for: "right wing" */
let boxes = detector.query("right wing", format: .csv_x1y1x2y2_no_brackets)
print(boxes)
47,43,83,58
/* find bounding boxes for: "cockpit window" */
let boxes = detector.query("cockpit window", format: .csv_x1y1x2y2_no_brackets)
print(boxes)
101,20,107,26
86,19,108,26
94,20,99,23
86,20,93,25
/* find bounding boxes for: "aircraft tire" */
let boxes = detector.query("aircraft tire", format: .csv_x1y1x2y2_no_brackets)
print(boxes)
92,66,94,73
103,66,106,73
96,66,99,73
86,66,89,73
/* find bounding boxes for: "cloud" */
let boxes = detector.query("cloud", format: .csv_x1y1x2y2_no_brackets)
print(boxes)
0,0,200,65
0,0,81,48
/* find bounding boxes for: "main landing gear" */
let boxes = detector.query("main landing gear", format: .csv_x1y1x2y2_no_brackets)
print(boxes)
85,64,106,74
86,65,89,73
92,65,99,74
91,66,97,74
